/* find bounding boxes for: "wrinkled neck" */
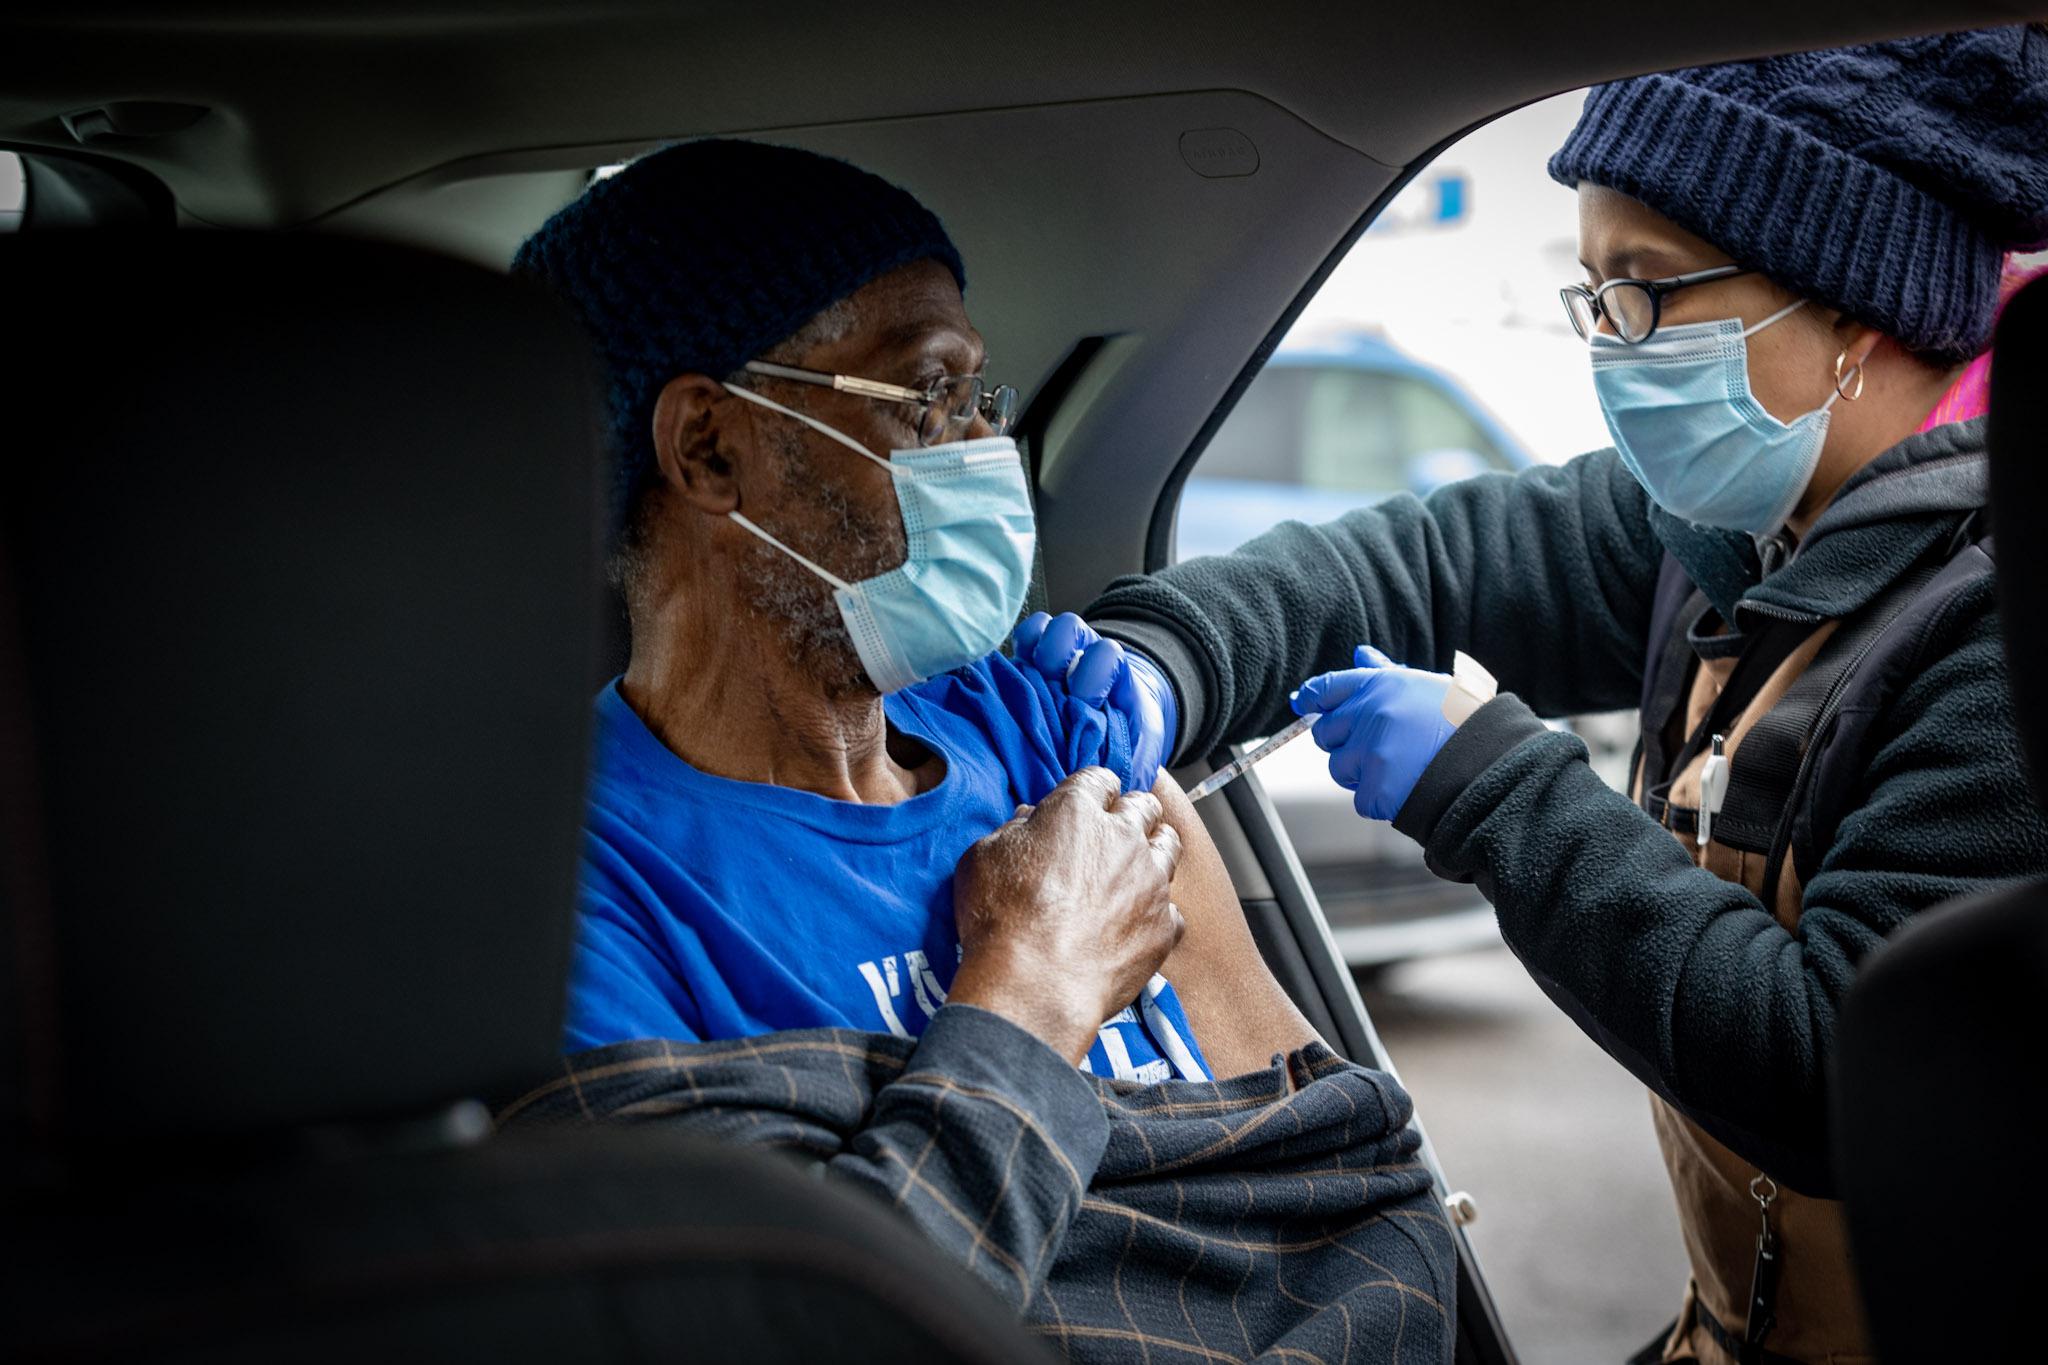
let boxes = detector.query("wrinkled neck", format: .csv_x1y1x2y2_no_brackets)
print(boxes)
620,563,934,805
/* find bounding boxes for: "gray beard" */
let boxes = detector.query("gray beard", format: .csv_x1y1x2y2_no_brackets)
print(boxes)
738,537,866,697
738,446,904,699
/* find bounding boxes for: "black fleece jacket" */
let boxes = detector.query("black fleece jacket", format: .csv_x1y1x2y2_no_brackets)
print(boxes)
1086,420,2048,1185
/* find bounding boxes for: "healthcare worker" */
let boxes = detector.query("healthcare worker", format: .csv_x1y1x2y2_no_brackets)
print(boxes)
1015,28,2048,1365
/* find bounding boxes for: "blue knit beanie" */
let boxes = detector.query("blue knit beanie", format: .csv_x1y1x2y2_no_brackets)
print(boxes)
1549,26,2048,362
512,139,965,535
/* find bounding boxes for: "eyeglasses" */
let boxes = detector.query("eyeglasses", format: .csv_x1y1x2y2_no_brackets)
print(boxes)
1560,264,1753,344
742,360,1019,446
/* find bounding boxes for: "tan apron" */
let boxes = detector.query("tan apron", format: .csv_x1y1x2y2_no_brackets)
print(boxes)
1633,622,1876,1365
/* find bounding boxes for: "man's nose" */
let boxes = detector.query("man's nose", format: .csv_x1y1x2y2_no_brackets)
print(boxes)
964,411,996,441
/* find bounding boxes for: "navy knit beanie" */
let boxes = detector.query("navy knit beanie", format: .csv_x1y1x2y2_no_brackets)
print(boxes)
1549,26,2048,362
512,139,965,535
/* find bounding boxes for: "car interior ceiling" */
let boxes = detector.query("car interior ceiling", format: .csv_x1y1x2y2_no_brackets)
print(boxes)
4,4,2044,1361
0,2,2030,607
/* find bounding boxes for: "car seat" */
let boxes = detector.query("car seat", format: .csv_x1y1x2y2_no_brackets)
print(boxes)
0,230,1049,1364
1832,274,2048,1362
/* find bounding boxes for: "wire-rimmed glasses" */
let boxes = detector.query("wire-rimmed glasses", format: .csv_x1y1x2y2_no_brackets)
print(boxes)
743,360,1018,445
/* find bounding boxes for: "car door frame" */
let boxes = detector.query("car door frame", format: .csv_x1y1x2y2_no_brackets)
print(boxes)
1046,114,1530,1365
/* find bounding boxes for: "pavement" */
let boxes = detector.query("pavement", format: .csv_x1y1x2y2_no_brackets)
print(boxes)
1361,946,1692,1365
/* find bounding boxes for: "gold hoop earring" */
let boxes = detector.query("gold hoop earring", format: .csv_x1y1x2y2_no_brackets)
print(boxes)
1833,350,1866,402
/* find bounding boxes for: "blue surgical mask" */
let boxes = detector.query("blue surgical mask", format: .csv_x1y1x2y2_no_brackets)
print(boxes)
1590,299,1842,538
723,383,1035,694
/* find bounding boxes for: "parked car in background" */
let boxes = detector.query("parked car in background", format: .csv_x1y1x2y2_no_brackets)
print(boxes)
1177,330,1531,559
1177,330,1533,968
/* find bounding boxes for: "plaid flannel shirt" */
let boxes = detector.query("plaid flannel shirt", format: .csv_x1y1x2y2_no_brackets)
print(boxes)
499,1004,1454,1363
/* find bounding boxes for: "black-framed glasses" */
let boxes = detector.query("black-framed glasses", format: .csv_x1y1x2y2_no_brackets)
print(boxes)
1560,264,1753,344
742,360,1019,445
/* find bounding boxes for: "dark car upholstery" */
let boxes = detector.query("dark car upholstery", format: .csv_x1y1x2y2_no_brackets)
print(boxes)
0,231,1046,1364
1833,274,2048,1363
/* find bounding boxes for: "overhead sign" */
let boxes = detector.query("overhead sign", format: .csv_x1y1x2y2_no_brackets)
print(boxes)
1367,172,1468,235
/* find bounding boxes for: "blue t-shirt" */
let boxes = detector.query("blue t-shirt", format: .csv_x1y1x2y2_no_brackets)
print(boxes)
567,652,1210,1084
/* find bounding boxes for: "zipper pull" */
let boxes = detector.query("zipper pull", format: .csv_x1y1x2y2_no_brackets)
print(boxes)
1698,734,1729,848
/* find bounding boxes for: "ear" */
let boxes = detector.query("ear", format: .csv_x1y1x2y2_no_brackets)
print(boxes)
1832,314,1885,372
650,373,743,516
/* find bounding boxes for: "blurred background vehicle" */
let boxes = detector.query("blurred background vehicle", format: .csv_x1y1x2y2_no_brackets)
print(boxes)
1176,330,1533,560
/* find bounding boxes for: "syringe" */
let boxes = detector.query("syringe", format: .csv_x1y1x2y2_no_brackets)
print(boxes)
1183,650,1495,804
1185,714,1316,803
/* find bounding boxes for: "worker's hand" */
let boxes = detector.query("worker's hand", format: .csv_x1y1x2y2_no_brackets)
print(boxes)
1291,646,1460,822
949,766,1185,1064
1011,611,1178,792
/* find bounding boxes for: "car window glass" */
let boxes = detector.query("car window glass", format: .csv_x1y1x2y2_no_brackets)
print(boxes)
0,151,23,232
1186,367,1310,484
1174,90,1609,562
1296,370,1401,491
1294,370,1510,493
1388,378,1507,468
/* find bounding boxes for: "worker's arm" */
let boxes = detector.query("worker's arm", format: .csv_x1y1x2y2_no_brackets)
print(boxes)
1391,584,2048,1188
1085,446,1667,765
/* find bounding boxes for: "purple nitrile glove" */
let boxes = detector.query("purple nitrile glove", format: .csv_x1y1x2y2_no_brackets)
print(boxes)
1290,645,1458,821
1010,611,1178,793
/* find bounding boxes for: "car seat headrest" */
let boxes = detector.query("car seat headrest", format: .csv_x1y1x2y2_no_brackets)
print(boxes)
1989,275,2048,806
0,232,604,1148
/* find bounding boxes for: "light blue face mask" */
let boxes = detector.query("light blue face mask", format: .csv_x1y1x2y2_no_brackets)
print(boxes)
723,383,1035,694
1590,298,1842,538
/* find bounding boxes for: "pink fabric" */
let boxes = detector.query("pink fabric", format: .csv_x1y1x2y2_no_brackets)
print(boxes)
1918,252,2048,431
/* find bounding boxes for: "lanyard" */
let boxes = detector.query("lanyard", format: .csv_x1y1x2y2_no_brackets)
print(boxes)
1740,1174,1781,1365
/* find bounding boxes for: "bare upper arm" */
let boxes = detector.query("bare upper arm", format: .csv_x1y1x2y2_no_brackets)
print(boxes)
1151,772,1321,1075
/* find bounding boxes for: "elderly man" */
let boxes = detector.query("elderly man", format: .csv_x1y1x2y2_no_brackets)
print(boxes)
518,138,1318,1082
504,140,1454,1363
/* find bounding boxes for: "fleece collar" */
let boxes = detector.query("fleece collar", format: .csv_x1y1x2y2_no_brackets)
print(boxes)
1650,418,1988,628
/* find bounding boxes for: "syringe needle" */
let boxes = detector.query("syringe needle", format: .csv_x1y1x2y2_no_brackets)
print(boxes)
1185,713,1316,803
